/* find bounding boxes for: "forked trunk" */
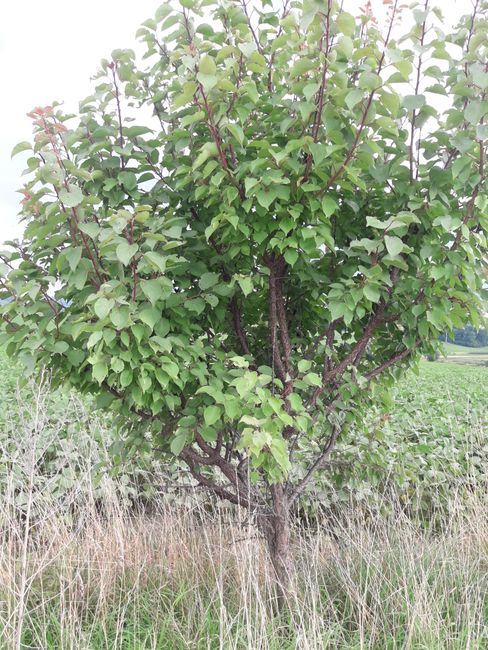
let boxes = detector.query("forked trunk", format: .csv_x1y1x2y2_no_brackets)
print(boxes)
259,484,294,610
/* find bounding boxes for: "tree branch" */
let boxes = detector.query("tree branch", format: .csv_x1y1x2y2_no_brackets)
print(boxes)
265,255,287,384
303,0,332,181
307,301,388,408
322,0,398,191
109,61,126,170
230,296,251,355
365,343,416,380
409,0,429,183
288,423,341,505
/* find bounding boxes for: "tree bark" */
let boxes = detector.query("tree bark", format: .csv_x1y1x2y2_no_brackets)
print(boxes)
258,484,294,610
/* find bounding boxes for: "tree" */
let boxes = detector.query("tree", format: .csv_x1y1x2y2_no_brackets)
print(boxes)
1,0,488,602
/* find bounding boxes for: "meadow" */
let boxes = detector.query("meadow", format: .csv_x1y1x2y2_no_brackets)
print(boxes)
0,348,486,649
439,342,488,367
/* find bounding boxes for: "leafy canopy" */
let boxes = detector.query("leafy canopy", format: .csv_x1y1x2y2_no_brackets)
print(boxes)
1,0,487,493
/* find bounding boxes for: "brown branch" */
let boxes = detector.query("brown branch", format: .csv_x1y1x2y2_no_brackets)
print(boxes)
193,433,261,507
197,84,232,172
450,136,485,251
365,344,416,380
274,263,292,374
304,320,338,361
230,296,250,355
265,256,287,384
224,53,245,118
39,120,105,289
288,423,341,505
322,0,398,192
303,0,332,181
240,0,264,55
181,451,249,507
409,0,429,183
181,9,245,200
103,382,155,421
181,439,257,510
109,61,126,169
267,0,291,93
307,301,388,408
66,205,104,289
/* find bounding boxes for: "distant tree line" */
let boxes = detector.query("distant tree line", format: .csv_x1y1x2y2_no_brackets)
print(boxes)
442,326,488,348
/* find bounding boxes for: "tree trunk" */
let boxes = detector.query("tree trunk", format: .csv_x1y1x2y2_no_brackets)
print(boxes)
259,484,294,610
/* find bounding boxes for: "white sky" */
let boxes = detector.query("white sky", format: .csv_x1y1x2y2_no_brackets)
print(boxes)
0,0,464,246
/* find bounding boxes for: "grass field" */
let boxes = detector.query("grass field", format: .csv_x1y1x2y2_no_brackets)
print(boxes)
439,341,488,366
0,353,486,648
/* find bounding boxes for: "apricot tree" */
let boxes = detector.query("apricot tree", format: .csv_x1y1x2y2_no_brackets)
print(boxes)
2,0,488,599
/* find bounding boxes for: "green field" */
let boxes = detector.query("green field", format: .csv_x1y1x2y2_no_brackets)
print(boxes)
441,341,488,355
439,341,488,366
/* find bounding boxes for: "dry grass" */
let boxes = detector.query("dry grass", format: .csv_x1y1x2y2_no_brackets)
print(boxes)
0,490,486,649
0,381,486,648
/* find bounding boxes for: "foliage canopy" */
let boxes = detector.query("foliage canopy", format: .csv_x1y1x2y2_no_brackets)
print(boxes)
1,0,488,576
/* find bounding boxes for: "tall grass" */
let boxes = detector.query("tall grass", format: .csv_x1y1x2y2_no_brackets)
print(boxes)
0,381,486,649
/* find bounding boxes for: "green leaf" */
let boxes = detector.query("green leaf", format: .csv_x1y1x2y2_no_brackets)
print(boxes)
464,101,488,125
309,143,328,166
139,307,160,329
123,125,153,138
144,251,166,273
120,369,133,387
204,405,221,426
59,185,83,208
284,249,299,266
170,433,188,456
65,247,83,272
116,242,139,265
53,341,69,354
193,142,218,170
88,331,103,348
110,307,130,329
11,141,32,158
79,222,100,238
337,35,353,58
226,123,245,145
367,216,388,229
181,110,206,127
199,272,219,290
242,81,259,103
118,171,137,191
303,372,322,387
244,177,259,195
321,196,338,218
141,279,162,305
92,362,108,384
196,72,218,92
358,72,381,91
237,275,253,296
336,12,355,36
186,297,206,314
363,284,380,303
303,82,319,102
384,235,404,256
199,55,216,75
476,124,488,140
94,297,113,320
403,94,426,111
345,88,363,110
238,41,256,58
392,60,412,80
256,188,276,209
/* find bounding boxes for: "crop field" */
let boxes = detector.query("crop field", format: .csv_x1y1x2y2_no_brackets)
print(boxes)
0,349,486,648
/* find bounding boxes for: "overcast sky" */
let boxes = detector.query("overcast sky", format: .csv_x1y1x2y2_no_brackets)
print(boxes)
0,0,464,246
